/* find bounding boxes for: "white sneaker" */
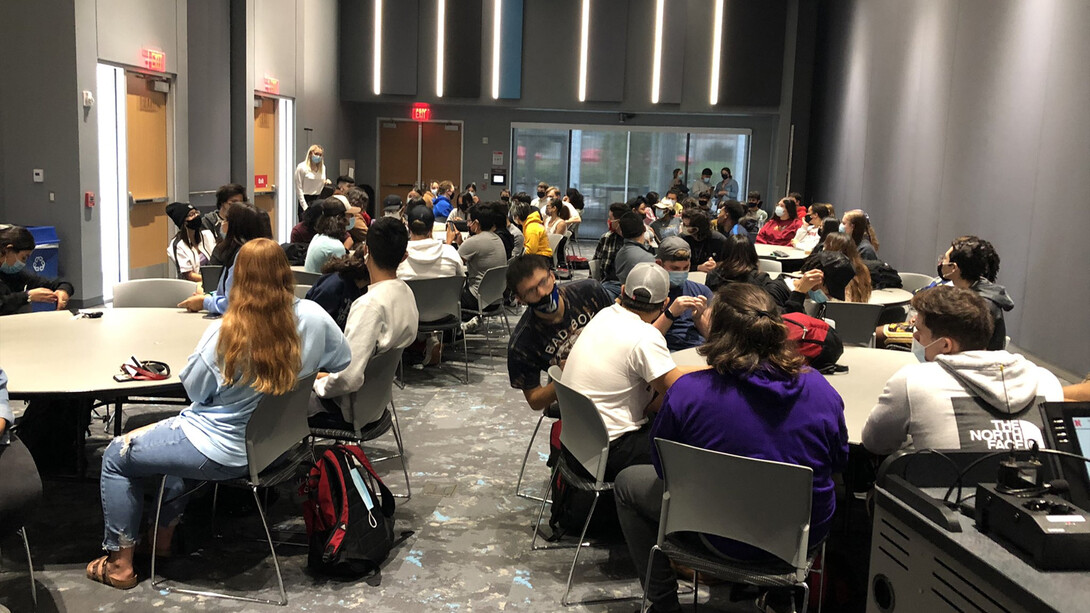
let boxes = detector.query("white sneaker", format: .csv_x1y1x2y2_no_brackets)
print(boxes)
461,316,480,333
422,332,443,366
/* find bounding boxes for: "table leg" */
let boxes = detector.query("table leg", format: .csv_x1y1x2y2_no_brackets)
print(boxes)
112,399,125,437
75,398,93,478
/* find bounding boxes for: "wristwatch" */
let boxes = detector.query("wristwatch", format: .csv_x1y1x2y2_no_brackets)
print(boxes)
663,308,678,321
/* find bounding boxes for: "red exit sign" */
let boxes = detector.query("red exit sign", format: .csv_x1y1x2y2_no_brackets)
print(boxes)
142,48,166,72
263,76,279,95
411,103,431,121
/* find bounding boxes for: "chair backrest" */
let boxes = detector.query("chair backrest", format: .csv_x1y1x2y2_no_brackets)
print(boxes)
757,258,783,274
244,373,318,484
294,284,311,299
348,348,405,431
548,365,611,484
0,437,43,536
821,301,885,346
476,265,508,311
406,275,465,322
567,221,581,241
547,233,567,268
201,265,224,294
688,271,707,285
588,259,602,281
293,269,321,286
112,279,198,308
654,438,813,579
898,272,934,294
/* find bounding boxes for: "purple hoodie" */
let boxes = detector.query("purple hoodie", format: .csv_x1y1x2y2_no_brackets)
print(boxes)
650,367,848,561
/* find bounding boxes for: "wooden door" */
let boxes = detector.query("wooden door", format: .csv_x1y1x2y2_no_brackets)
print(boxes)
378,120,420,204
125,73,169,278
421,122,463,190
253,96,277,236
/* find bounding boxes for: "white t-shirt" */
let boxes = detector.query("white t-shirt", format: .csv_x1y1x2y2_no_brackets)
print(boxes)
168,230,217,277
294,161,326,208
561,304,676,440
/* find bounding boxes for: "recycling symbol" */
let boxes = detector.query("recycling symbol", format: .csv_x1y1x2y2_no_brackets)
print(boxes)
33,255,46,273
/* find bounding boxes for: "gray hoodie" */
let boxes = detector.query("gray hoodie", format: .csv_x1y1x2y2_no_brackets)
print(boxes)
972,279,1014,350
862,350,1063,454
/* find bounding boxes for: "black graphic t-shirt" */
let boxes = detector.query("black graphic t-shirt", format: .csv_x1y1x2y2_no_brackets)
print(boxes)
507,279,613,391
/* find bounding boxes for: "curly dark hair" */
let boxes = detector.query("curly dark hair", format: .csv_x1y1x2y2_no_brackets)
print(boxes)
698,283,805,377
911,285,993,351
949,235,1000,282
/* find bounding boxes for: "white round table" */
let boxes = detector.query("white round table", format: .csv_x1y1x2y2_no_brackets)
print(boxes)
754,244,808,261
0,308,211,399
868,288,913,307
669,346,915,444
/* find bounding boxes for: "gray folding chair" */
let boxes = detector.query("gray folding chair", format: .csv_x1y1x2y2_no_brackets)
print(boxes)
547,233,569,272
897,272,934,294
406,275,471,384
757,258,783,274
460,265,512,357
112,279,197,308
821,301,885,346
150,373,318,606
0,437,43,608
293,284,311,299
588,259,602,282
645,439,823,613
309,348,411,498
531,366,625,606
292,269,321,286
200,265,224,294
567,221,583,256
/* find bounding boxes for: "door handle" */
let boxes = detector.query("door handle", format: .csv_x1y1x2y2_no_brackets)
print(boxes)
128,192,135,207
134,197,168,204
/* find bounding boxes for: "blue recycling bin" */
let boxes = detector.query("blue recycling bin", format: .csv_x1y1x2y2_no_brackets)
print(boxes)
26,226,60,312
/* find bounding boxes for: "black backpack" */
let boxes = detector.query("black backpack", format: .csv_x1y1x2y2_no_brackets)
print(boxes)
865,260,903,289
301,445,396,577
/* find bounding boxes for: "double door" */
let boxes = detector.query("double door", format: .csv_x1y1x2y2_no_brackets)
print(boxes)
378,120,463,204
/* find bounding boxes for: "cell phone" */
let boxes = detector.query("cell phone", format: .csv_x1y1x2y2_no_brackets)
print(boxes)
449,219,469,233
78,309,104,318
113,373,134,382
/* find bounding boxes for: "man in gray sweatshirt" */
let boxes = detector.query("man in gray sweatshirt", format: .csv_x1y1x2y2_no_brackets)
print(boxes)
862,286,1063,455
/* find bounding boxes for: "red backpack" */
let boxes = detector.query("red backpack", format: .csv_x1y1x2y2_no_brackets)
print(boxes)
783,312,844,372
301,444,396,577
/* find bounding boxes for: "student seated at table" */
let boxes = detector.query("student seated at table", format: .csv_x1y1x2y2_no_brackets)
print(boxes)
679,206,727,273
443,202,507,320
653,237,712,351
511,201,552,259
791,203,833,253
201,183,247,243
755,198,804,246
305,243,369,330
179,202,271,315
593,201,631,283
0,225,74,315
937,235,1012,351
290,203,325,246
305,198,358,273
87,238,350,590
840,209,880,261
396,204,465,280
607,212,657,299
506,255,613,413
715,199,748,237
783,251,856,316
166,202,217,283
615,283,847,613
861,286,1063,456
310,218,419,429
821,232,873,303
705,234,792,308
561,263,685,480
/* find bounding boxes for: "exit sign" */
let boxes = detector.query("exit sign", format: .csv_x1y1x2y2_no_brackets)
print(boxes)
411,103,431,121
142,48,166,72
263,76,279,95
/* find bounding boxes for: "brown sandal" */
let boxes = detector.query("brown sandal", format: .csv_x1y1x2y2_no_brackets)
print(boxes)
85,556,139,590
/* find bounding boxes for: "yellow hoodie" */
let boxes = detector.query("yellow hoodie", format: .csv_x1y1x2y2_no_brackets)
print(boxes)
522,211,553,257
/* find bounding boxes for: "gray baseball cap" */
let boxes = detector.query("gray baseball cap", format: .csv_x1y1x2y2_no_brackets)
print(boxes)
656,236,691,260
623,262,670,305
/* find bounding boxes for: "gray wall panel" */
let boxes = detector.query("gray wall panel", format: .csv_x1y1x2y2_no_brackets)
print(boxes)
97,0,179,74
383,0,419,96
255,0,297,97
301,0,352,166
187,0,232,205
585,0,628,102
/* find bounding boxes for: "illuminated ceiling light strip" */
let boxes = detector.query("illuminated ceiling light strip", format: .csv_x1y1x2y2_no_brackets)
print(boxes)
437,0,446,97
492,0,502,99
710,0,723,105
651,0,664,103
578,0,590,102
373,0,383,95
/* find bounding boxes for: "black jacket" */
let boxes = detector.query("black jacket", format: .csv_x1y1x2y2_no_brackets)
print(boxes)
0,269,75,315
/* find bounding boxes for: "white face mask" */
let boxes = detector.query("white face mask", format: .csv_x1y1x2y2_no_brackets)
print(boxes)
774,205,786,217
912,337,946,363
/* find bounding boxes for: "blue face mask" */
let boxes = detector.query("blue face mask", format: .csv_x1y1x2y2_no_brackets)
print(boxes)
808,289,828,304
911,337,945,363
838,222,846,233
311,155,322,165
529,284,560,314
0,258,26,274
667,271,688,287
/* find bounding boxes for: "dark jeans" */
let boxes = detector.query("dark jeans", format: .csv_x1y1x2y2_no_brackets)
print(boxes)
615,464,682,611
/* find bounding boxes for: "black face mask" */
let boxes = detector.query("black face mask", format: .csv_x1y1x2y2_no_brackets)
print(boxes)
937,263,947,280
721,174,729,180
537,190,546,198
185,217,203,230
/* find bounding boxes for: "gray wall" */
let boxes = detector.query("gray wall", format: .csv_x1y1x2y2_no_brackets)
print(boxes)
299,0,351,172
187,0,232,206
807,0,1090,375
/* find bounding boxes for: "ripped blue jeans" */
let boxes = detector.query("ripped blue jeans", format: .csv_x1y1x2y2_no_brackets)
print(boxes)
99,416,247,551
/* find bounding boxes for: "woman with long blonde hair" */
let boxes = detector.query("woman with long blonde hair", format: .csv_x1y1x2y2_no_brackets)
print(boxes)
86,238,350,590
294,143,331,218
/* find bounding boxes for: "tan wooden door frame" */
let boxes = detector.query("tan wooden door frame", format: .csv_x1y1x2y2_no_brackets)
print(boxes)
376,118,464,205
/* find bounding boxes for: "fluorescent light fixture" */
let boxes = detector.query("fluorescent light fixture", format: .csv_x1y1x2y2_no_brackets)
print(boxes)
373,0,383,94
651,0,664,103
437,0,446,97
492,0,502,99
578,0,590,102
710,0,723,105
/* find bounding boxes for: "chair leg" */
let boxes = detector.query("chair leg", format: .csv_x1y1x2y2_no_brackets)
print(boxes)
389,404,412,500
814,543,826,613
211,483,220,535
799,581,810,613
461,327,470,384
251,485,288,606
640,545,661,613
150,476,167,591
515,413,550,503
19,528,36,608
530,463,559,551
560,490,600,606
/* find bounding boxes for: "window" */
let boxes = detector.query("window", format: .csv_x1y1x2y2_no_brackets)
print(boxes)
511,127,569,196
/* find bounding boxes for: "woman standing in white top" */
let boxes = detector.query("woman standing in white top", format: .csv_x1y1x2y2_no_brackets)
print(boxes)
294,144,330,218
165,202,216,283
